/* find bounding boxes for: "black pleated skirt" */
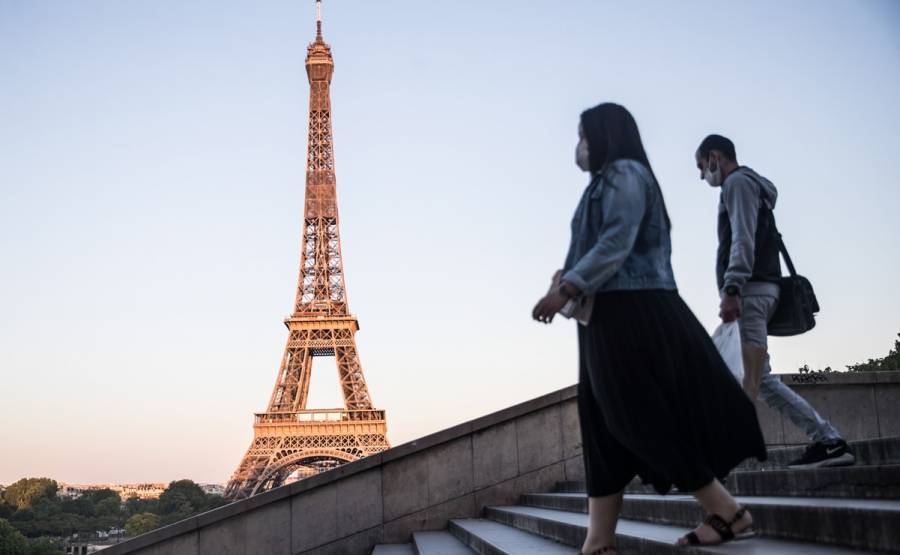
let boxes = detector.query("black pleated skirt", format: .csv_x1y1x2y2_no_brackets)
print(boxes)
577,289,767,496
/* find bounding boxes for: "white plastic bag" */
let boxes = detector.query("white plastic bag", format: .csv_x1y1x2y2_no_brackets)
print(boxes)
711,321,744,383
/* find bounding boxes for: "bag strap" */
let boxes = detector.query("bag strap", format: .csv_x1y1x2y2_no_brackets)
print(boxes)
735,168,798,278
775,232,798,278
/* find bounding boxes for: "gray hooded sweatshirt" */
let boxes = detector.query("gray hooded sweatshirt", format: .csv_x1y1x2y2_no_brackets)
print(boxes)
717,166,782,296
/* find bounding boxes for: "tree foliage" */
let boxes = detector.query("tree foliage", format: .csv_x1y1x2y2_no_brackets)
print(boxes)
11,508,34,522
95,496,121,518
25,537,63,555
799,332,900,374
4,478,225,542
83,489,119,506
59,497,94,518
0,519,64,554
847,333,900,373
3,479,58,510
0,502,15,519
31,498,61,522
124,495,157,517
0,518,30,555
157,480,220,524
124,513,161,537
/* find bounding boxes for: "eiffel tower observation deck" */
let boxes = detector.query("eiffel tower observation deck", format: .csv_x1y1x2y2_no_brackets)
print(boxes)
224,0,389,501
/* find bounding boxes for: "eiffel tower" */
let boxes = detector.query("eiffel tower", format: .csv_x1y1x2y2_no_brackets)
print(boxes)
225,1,389,500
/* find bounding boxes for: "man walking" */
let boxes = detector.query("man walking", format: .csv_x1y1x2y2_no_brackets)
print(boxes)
695,134,854,469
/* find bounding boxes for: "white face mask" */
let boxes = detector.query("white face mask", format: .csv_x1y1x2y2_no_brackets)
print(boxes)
576,138,590,172
703,157,723,187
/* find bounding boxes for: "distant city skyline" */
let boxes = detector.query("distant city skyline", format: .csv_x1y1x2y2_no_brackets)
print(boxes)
53,481,225,500
1,1,899,485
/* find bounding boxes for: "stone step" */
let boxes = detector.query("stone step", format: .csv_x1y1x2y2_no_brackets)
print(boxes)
739,436,900,471
448,518,574,554
412,530,477,554
729,464,900,499
372,544,416,555
519,493,900,552
482,505,871,554
556,464,900,499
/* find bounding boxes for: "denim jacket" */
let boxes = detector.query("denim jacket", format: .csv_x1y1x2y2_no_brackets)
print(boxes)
561,159,677,295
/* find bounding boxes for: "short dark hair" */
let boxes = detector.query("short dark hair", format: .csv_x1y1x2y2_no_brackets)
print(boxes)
697,134,736,161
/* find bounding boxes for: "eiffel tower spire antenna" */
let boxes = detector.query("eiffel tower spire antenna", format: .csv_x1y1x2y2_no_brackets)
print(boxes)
315,0,323,40
225,1,389,500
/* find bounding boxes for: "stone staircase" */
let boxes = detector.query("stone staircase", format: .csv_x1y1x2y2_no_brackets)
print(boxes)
372,437,900,554
98,373,900,555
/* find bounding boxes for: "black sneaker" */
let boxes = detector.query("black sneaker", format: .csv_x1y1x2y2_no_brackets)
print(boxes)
787,439,856,469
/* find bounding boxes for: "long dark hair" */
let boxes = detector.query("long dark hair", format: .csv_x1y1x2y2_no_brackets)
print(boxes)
580,102,670,227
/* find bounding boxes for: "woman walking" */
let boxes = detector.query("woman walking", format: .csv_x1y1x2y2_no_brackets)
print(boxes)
532,103,766,553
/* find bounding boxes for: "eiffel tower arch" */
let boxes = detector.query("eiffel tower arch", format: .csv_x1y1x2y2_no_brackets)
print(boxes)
225,1,389,500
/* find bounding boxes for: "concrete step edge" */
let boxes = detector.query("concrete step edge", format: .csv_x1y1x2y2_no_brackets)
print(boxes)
372,544,416,555
411,530,477,555
447,518,509,555
517,493,900,552
555,464,900,499
447,518,573,555
484,505,873,555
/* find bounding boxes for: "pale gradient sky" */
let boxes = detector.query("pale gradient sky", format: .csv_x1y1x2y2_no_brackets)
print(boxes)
1,1,899,486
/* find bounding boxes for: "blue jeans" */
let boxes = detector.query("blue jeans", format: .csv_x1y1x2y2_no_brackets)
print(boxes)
740,291,842,444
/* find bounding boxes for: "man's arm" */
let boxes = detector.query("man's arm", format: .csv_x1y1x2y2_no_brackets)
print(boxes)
722,172,761,294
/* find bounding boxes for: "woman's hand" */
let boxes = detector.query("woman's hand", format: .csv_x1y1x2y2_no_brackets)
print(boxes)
532,290,571,324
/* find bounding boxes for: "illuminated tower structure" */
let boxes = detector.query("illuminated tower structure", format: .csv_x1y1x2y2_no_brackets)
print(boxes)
225,1,389,500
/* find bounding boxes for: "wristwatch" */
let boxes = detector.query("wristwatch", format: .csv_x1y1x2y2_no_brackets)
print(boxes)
724,285,741,297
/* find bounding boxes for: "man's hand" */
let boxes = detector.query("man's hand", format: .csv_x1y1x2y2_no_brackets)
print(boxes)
533,290,570,324
719,294,741,322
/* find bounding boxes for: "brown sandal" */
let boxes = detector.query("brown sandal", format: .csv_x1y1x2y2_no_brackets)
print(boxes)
679,506,755,546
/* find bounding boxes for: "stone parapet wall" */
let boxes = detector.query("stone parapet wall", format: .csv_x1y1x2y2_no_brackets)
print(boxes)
755,371,899,446
102,371,899,555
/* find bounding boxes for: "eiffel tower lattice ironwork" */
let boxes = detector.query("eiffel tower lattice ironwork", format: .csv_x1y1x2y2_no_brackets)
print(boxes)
225,1,389,500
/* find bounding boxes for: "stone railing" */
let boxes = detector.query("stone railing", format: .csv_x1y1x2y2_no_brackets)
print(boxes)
754,370,899,446
101,371,899,555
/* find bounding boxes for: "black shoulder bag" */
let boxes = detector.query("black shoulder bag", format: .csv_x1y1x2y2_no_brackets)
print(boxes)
768,232,820,336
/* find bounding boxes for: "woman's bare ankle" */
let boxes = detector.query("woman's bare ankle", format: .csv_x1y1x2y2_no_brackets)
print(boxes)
581,534,616,553
692,478,741,518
